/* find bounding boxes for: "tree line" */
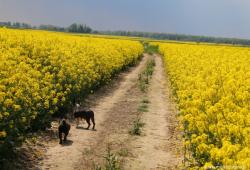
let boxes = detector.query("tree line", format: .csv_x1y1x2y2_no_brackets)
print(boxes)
1,21,250,46
0,21,92,33
96,30,250,46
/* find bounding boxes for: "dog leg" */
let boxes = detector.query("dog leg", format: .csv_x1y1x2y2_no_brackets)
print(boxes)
64,132,68,141
91,117,95,130
86,118,90,130
59,132,63,144
76,118,80,127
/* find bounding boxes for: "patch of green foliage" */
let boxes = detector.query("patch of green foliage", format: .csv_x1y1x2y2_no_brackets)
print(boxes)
129,117,145,136
138,59,156,92
94,146,121,170
138,103,148,112
104,146,121,170
143,42,159,54
117,148,129,157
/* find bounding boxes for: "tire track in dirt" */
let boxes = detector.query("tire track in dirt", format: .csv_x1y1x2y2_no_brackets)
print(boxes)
125,54,182,170
40,54,150,170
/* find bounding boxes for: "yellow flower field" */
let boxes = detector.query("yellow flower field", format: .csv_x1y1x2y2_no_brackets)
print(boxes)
0,28,143,148
157,42,250,169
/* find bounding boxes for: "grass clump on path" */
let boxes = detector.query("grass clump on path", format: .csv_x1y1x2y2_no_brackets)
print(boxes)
138,58,155,92
94,146,121,170
129,116,145,136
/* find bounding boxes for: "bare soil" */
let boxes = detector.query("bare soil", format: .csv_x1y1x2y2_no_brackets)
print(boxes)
125,54,183,170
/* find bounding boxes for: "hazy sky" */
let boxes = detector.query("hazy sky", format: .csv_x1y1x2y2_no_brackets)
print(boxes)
1,0,250,38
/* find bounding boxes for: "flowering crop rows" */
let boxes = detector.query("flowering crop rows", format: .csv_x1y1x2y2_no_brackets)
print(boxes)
0,28,143,149
157,42,250,169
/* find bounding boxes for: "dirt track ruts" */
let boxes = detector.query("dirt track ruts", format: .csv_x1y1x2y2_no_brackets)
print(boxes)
40,54,182,170
125,54,182,170
41,54,150,170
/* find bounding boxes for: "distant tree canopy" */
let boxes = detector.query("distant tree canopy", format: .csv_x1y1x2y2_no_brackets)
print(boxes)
38,24,65,32
1,21,250,46
0,21,33,29
67,23,92,33
95,30,250,46
0,21,92,33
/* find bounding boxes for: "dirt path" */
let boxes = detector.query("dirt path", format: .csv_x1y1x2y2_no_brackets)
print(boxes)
125,54,182,170
40,54,150,170
38,53,182,170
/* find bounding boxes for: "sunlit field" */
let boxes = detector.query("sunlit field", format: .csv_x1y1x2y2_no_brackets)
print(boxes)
0,28,143,150
156,42,250,168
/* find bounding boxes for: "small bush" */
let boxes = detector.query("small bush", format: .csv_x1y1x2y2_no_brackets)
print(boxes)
137,103,148,112
141,98,150,104
117,148,129,157
94,164,102,170
129,117,145,136
104,146,121,170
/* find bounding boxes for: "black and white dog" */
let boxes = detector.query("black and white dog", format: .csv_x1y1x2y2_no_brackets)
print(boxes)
74,104,95,130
